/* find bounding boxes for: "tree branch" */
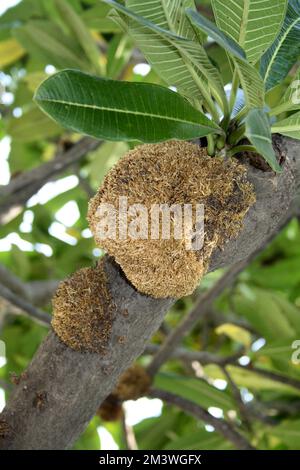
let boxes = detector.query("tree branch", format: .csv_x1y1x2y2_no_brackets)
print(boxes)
222,366,253,431
0,264,59,307
144,344,243,366
0,137,101,225
149,388,254,450
0,283,51,327
0,136,298,449
147,258,253,377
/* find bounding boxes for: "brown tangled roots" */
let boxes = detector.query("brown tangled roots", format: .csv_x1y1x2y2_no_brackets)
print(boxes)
98,364,151,422
0,418,12,440
88,141,255,299
52,260,114,353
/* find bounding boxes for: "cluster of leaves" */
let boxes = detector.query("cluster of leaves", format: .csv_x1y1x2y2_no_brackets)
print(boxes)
34,0,300,172
1,0,300,450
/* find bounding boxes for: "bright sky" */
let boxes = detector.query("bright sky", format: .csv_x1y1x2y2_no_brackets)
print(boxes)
98,398,163,450
0,0,21,15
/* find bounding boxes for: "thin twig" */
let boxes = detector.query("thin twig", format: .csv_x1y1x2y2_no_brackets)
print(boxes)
149,388,254,450
222,366,252,431
0,137,101,224
210,309,257,334
72,164,95,199
0,264,59,306
121,409,138,451
0,283,51,327
0,264,28,299
144,343,243,366
147,259,250,376
259,399,300,417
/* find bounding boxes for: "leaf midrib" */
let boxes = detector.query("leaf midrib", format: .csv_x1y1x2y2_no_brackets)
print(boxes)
250,134,272,142
239,0,250,47
161,0,176,33
36,96,212,127
273,124,300,131
264,15,300,83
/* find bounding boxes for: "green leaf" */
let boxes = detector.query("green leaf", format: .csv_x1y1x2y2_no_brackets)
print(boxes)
233,285,296,341
104,0,227,115
106,34,133,79
186,9,246,60
7,107,62,142
13,20,90,70
260,1,300,91
73,418,100,450
127,0,198,40
54,0,103,75
249,256,300,290
245,108,282,172
272,110,300,140
0,0,45,28
205,364,300,395
87,141,128,187
9,141,42,172
207,42,233,84
155,373,235,412
35,69,220,142
255,338,300,361
271,67,300,115
233,58,265,109
269,420,300,449
185,9,265,109
81,2,121,32
134,408,184,450
212,0,287,63
164,430,233,450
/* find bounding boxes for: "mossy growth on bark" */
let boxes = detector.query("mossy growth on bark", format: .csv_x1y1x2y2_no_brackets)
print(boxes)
52,260,114,353
0,418,12,439
97,364,151,422
88,141,255,299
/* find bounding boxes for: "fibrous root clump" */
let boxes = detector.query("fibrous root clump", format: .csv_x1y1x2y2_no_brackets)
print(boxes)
98,364,151,422
88,141,255,299
52,260,114,353
0,418,12,439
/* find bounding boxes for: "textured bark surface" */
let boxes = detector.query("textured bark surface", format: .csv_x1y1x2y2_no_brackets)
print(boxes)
0,258,172,450
0,136,299,450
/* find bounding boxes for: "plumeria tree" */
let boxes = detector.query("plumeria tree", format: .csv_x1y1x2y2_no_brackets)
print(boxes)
0,0,300,451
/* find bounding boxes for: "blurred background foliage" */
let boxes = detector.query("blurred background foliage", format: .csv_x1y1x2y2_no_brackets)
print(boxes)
0,0,300,451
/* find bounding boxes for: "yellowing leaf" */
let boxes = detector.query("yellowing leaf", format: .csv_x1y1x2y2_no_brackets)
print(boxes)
24,72,48,93
0,38,25,67
205,364,300,395
216,323,252,348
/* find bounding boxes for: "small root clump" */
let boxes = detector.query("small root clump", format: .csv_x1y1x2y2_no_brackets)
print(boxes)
52,260,114,353
88,141,255,298
0,418,12,439
97,364,151,421
115,364,152,401
97,394,123,422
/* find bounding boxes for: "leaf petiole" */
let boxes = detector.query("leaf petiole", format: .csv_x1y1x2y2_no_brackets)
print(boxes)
227,145,256,157
229,124,246,145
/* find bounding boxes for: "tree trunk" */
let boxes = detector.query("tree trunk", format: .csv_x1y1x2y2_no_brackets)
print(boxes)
0,136,299,450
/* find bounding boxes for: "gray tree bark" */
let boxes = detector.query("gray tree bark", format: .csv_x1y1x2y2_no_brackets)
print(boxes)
0,136,299,450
